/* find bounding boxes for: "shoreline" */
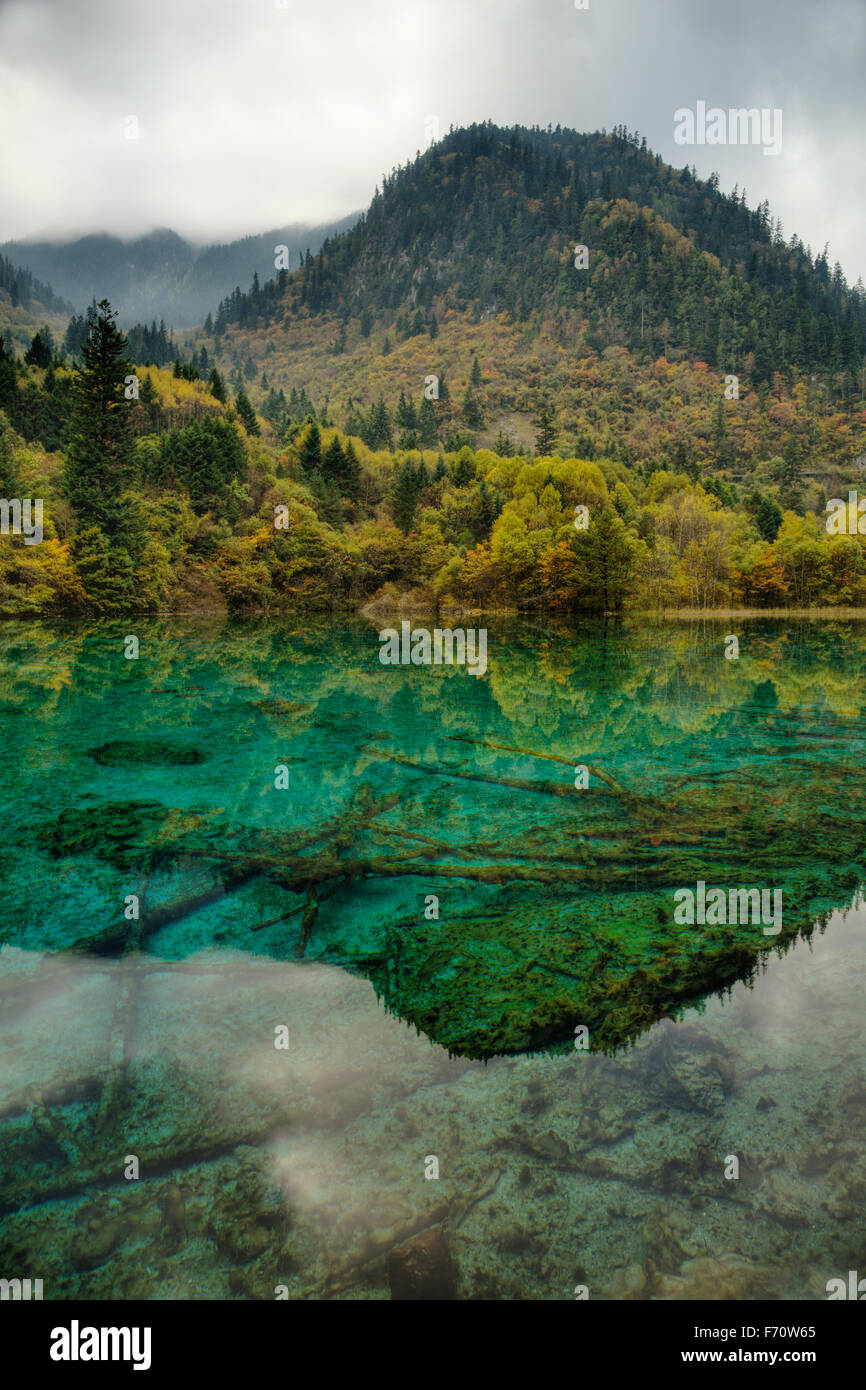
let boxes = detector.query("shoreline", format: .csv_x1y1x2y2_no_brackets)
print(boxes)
633,606,866,619
6,604,866,623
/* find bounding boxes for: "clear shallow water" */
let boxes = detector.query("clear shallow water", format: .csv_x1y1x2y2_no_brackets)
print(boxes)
1,616,865,1298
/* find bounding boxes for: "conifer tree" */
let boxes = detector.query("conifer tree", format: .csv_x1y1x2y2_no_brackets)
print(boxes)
63,300,136,526
396,391,418,432
0,419,20,495
534,403,557,455
0,336,17,409
24,329,53,369
344,404,366,439
476,479,496,537
462,386,484,430
393,457,419,533
452,447,474,486
298,420,322,470
755,496,783,542
418,396,438,445
781,434,803,484
573,506,638,612
365,399,392,450
309,469,343,526
235,389,260,435
322,434,346,481
61,300,148,609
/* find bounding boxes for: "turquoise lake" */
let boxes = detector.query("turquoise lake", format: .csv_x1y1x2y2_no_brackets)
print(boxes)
0,615,864,1299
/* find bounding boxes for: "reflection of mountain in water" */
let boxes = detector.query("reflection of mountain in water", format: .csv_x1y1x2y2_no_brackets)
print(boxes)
2,615,865,1057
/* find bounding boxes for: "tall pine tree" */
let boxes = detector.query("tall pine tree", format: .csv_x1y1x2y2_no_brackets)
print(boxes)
63,299,135,528
298,420,323,470
235,389,260,435
62,300,147,610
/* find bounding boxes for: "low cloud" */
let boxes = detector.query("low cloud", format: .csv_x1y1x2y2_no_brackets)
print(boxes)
0,0,862,283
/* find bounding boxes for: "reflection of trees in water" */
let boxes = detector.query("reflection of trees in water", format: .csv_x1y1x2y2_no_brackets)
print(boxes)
4,616,866,1055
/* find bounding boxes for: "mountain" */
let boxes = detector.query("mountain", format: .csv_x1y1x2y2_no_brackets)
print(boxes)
199,121,866,462
0,215,360,329
0,253,72,362
211,122,866,367
0,253,72,317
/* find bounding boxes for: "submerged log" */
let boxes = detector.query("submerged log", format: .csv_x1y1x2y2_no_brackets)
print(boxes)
447,734,632,796
365,747,584,799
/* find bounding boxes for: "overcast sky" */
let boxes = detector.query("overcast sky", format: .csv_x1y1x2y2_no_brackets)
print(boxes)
1,0,863,283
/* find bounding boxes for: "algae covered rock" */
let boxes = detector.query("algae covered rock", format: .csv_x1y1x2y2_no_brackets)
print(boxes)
388,1226,457,1300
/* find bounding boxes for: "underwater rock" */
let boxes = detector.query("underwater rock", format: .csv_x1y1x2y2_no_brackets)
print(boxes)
798,1145,837,1177
658,1046,732,1113
493,1222,538,1256
606,1261,655,1299
655,1253,772,1300
640,1203,695,1272
70,1212,128,1272
607,1250,772,1301
521,1076,551,1118
206,1149,285,1267
212,1221,273,1265
756,1172,810,1226
157,1182,186,1249
508,1123,571,1162
227,1268,276,1298
826,1150,866,1220
388,1226,457,1300
576,1103,635,1148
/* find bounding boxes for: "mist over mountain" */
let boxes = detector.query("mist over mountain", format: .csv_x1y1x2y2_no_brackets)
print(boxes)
0,214,360,329
0,252,73,319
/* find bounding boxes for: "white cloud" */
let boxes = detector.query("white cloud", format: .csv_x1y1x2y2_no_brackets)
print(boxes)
0,0,863,283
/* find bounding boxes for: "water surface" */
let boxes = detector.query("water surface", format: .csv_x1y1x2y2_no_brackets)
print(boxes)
1,616,864,1298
